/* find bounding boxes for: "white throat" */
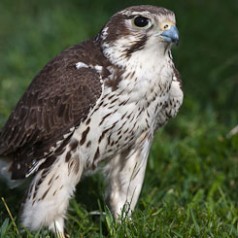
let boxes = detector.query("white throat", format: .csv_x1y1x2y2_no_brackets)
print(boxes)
107,37,173,100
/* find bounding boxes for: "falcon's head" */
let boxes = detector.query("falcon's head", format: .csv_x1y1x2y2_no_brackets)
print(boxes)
97,5,179,66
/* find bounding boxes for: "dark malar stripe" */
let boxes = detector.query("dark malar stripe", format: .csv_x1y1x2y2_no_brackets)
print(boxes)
126,35,147,58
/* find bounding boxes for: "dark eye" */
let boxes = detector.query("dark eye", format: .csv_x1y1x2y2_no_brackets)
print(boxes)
134,16,149,27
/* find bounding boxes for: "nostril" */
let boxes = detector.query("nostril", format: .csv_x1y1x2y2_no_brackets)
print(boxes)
164,24,169,30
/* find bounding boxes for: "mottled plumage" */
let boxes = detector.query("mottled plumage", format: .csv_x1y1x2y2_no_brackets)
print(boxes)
0,5,183,236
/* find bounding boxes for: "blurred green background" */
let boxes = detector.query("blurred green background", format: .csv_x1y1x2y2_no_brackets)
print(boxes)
0,0,237,237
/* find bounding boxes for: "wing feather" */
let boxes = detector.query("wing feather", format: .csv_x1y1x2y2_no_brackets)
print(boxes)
0,40,108,178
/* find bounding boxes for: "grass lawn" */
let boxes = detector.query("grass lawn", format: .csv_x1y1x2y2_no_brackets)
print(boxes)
0,0,237,237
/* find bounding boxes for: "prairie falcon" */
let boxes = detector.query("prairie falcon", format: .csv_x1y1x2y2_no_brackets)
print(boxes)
0,5,183,236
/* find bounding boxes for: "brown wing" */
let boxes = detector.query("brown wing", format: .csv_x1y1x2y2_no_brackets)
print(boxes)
0,40,108,179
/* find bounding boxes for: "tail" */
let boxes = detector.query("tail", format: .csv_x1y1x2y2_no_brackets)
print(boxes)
0,159,24,189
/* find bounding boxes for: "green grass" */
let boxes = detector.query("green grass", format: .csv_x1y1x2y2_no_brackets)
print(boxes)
0,0,238,237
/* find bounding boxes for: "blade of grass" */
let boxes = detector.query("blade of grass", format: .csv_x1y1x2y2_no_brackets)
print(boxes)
1,197,20,236
0,218,9,238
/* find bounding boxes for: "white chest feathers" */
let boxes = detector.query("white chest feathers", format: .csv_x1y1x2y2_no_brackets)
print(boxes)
71,46,183,168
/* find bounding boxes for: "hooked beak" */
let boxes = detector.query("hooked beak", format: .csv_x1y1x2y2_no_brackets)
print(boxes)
160,25,179,45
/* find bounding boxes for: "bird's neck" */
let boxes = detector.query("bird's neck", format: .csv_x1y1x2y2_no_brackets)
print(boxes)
101,35,172,68
104,50,174,106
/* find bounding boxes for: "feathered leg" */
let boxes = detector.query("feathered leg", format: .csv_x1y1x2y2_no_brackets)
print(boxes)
105,135,152,218
21,152,84,235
